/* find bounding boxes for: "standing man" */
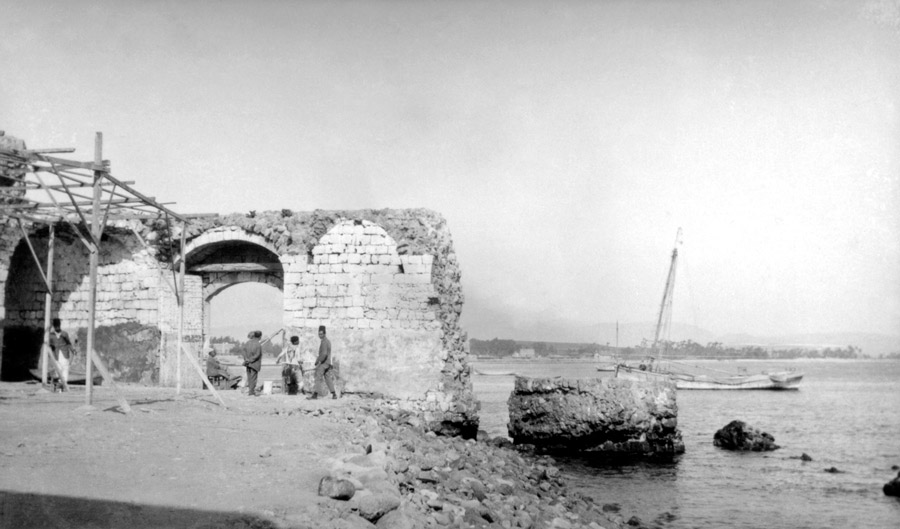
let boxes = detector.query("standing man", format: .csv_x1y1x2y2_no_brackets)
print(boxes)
275,336,301,395
242,330,262,397
310,325,338,400
48,318,74,391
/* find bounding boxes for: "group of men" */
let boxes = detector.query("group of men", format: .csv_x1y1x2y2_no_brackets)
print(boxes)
206,325,338,399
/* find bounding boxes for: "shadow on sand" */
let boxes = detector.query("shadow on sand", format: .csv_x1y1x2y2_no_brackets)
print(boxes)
0,490,280,529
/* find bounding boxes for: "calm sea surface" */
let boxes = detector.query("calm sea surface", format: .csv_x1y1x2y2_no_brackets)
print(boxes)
471,359,900,529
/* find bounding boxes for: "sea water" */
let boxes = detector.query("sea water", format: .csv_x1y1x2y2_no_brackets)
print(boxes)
471,359,900,529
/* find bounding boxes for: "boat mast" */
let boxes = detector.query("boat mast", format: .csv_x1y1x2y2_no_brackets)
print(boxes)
652,228,682,360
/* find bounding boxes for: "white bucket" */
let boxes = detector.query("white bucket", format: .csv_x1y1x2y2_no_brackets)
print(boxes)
262,381,273,395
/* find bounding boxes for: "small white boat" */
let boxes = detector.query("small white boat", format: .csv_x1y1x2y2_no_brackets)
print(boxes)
473,368,516,376
616,363,803,390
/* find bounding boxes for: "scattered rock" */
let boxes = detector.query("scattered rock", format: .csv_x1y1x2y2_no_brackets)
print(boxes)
355,492,401,522
824,467,843,474
375,508,421,529
319,476,356,500
801,453,812,461
323,401,630,529
713,420,779,451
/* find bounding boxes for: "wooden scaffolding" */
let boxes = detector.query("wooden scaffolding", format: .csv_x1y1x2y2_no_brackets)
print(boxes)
0,132,226,410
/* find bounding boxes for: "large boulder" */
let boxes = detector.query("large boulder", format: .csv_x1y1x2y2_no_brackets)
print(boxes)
713,420,779,451
884,472,900,497
507,376,684,455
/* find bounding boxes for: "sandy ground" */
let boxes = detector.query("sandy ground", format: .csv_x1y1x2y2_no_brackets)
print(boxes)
0,380,357,529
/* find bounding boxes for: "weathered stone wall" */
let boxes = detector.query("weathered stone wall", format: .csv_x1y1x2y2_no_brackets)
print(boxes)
3,230,161,328
179,210,476,436
507,376,685,455
0,130,476,435
281,220,443,399
158,274,204,388
0,132,29,379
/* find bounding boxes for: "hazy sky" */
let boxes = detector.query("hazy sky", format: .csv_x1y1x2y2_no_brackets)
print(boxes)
3,0,899,341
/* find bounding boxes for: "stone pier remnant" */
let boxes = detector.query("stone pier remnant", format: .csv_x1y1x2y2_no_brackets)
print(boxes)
507,376,685,455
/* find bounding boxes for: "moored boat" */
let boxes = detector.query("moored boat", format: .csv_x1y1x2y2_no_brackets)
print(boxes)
473,368,517,376
615,363,803,390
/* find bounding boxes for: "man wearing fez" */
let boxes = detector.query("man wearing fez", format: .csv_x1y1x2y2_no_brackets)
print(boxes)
48,318,75,391
242,330,263,397
309,325,338,400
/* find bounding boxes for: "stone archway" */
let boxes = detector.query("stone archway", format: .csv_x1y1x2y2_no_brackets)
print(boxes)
182,227,285,344
158,227,284,387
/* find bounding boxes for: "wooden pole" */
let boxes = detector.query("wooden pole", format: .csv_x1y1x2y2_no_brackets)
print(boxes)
85,132,102,405
176,223,186,393
89,347,131,414
40,224,55,385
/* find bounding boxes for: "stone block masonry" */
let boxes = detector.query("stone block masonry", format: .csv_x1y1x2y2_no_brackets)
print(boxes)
0,151,477,436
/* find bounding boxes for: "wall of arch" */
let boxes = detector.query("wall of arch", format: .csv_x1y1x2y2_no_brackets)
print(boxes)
281,219,444,399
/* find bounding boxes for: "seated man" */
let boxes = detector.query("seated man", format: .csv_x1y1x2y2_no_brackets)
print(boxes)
206,349,241,389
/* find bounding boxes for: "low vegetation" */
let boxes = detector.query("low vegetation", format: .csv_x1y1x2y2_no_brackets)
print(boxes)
471,338,867,360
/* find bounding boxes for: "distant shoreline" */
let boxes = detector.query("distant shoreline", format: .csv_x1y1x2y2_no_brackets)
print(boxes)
472,357,898,363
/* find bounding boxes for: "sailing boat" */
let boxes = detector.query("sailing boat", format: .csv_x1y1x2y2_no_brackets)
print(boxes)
614,229,803,390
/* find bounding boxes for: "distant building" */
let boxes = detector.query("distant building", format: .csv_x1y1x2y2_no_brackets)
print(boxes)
512,348,535,359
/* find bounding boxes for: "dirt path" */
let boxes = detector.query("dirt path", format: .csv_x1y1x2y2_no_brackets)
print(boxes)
0,381,358,528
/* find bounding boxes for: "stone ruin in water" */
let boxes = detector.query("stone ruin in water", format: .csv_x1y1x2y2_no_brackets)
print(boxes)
507,376,685,455
0,133,477,436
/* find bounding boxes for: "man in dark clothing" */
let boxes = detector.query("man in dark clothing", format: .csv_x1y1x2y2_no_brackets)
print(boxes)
242,331,263,396
309,325,338,400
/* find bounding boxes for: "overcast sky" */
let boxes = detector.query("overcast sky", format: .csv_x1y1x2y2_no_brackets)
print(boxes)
3,0,899,341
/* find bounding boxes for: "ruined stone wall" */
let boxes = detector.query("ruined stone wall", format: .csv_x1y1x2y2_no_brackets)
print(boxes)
158,274,204,387
3,230,162,329
0,132,30,378
281,219,443,399
182,209,476,436
0,131,476,434
0,226,166,380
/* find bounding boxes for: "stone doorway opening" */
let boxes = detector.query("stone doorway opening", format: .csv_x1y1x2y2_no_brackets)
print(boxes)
185,235,284,355
206,282,284,355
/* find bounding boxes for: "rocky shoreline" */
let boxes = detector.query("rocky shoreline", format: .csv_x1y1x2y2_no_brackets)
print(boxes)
305,399,632,529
